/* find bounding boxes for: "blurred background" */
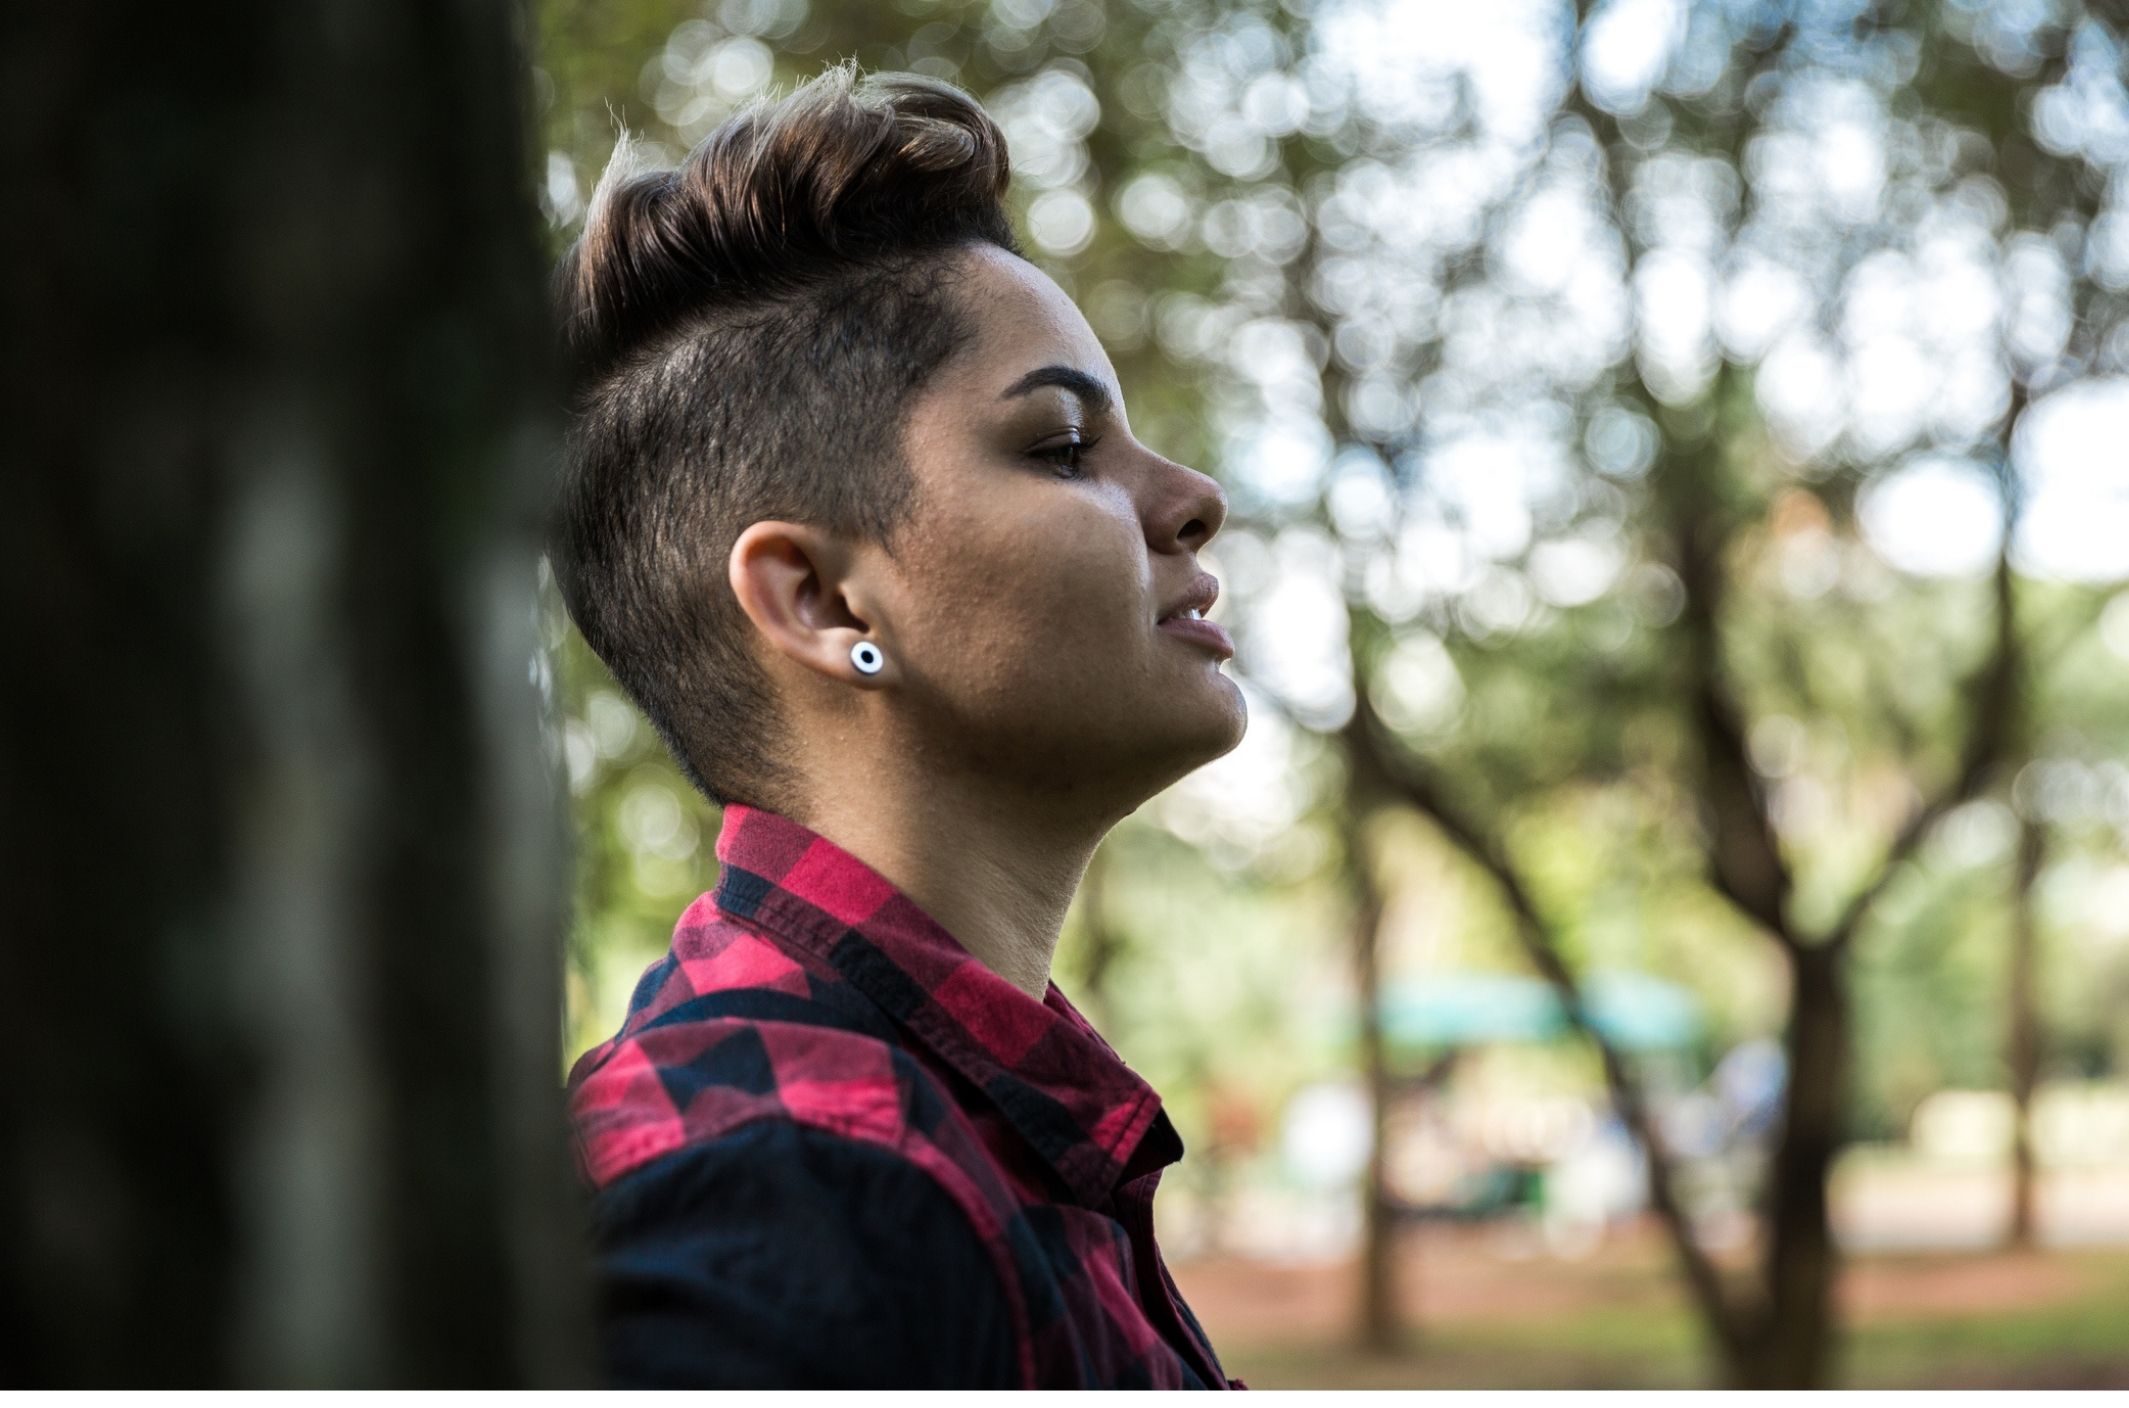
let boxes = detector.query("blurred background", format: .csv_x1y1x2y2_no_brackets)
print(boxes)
535,0,2129,1391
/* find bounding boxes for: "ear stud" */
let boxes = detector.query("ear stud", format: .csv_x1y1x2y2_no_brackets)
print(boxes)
851,640,884,676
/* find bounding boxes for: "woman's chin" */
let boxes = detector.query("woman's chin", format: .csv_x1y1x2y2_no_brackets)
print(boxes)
1160,674,1250,771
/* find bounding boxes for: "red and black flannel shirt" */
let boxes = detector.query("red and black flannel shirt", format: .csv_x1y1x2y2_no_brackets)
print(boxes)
565,802,1247,1389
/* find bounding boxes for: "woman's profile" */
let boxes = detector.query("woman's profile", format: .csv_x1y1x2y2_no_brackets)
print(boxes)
550,58,1249,1389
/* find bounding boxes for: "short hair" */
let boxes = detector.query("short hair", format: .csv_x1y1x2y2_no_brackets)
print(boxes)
549,61,1021,811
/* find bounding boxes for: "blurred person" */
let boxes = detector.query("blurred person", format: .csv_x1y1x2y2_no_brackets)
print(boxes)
1711,1036,1789,1221
1713,1037,1788,1146
550,60,1248,1389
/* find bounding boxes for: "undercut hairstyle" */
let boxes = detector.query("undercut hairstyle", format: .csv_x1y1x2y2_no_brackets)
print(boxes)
548,61,1022,812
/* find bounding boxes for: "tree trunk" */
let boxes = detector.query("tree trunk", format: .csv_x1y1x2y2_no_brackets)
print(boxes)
2,0,589,1386
1076,838,1122,1029
1733,942,1847,1388
1345,806,1403,1354
1335,621,1408,1353
2006,813,2045,1248
1354,847,1405,1354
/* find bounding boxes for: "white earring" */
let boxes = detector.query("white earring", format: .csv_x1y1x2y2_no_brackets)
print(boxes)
851,640,884,676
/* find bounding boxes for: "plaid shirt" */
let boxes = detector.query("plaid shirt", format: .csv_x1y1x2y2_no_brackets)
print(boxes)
565,802,1246,1389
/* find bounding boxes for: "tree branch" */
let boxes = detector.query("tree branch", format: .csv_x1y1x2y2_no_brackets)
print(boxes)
1658,386,1799,948
1558,10,1804,950
1324,627,1751,1357
1819,380,2029,953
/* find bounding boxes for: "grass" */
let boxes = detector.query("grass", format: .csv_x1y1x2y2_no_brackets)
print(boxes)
1845,1251,2129,1389
1207,1248,2129,1390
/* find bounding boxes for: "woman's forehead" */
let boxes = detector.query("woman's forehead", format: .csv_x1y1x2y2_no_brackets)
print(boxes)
946,245,1118,400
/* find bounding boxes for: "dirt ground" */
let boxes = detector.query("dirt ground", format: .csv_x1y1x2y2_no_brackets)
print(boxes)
1169,1220,2129,1389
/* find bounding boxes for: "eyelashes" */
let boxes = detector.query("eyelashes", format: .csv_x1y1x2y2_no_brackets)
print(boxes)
1031,434,1099,478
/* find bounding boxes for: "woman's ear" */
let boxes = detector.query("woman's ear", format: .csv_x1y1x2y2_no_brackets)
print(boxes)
728,520,883,684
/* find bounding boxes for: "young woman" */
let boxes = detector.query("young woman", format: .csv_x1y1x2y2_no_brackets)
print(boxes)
552,59,1249,1389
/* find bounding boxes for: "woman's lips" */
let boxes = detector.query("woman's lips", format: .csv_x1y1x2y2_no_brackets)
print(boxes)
1158,614,1235,658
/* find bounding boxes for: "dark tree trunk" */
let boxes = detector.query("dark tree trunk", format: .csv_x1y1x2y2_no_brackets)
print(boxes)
1734,942,1847,1389
1336,629,1406,1354
2006,814,2045,1248
1344,807,1402,1354
1076,838,1122,1029
2,0,589,1387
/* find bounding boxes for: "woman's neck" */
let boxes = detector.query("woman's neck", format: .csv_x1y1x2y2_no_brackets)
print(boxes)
788,764,1119,1001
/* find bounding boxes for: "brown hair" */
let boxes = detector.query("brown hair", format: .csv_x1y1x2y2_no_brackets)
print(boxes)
549,61,1021,812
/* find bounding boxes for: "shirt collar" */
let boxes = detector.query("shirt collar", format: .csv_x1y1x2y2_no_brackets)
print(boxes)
708,802,1182,1207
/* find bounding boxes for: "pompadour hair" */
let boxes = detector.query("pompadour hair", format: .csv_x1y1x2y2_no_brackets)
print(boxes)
549,61,1021,812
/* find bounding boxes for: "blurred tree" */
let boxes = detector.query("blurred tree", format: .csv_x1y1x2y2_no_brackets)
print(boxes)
1072,835,1126,1027
1155,0,2126,1388
1330,747,1403,1350
1309,0,2119,1389
2005,810,2046,1247
3,0,588,1386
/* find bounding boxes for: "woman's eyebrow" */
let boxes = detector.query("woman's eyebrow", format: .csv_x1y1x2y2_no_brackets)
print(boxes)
1000,364,1115,417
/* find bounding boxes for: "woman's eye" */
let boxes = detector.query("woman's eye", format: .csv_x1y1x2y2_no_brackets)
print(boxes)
1033,436,1096,478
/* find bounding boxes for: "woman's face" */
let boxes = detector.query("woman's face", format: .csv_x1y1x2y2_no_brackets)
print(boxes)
878,242,1247,813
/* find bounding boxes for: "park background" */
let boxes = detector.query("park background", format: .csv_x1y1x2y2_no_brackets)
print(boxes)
9,0,2128,1392
540,0,2129,1390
